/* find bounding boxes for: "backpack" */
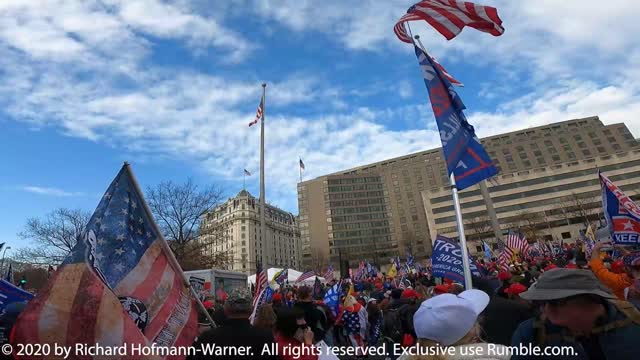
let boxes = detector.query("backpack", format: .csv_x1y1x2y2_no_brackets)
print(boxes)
312,305,328,341
382,306,405,343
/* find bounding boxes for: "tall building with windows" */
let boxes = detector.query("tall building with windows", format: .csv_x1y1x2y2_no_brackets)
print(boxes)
200,190,301,274
298,116,640,268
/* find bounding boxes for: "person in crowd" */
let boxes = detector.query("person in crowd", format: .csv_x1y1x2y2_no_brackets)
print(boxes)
366,298,383,346
272,293,287,315
495,272,512,298
254,303,277,331
589,241,636,299
382,288,413,359
339,295,366,355
293,286,327,343
511,268,640,360
399,289,511,360
275,308,318,360
189,288,277,360
504,283,528,303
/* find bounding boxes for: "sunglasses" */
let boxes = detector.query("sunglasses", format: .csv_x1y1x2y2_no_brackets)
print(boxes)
297,324,309,330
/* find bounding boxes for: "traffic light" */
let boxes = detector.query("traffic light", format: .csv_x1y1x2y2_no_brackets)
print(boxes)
19,276,26,288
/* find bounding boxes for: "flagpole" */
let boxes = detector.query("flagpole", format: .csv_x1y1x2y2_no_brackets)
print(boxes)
243,171,246,191
123,162,217,328
450,173,473,290
260,83,268,271
299,159,302,183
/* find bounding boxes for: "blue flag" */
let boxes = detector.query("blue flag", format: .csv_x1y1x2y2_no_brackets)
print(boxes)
323,280,342,317
414,46,498,190
483,241,493,259
431,235,480,286
0,279,33,313
601,171,640,245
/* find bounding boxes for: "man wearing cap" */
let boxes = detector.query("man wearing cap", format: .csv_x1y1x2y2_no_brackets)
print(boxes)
399,290,510,360
589,242,635,299
511,268,640,360
189,288,277,360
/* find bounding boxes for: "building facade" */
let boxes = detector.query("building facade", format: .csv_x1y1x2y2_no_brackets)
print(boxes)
298,116,640,268
200,190,302,275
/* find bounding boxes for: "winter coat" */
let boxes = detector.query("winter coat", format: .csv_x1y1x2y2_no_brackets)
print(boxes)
589,258,633,300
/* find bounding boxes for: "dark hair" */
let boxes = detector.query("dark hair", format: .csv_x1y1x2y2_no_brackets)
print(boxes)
275,308,305,338
297,286,312,300
367,302,381,323
391,289,402,300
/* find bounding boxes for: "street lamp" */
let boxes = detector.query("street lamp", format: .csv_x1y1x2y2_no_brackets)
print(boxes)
0,246,11,276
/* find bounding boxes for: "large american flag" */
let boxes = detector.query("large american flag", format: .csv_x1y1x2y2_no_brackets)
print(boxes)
295,270,316,283
496,237,512,273
253,263,267,309
249,94,264,127
506,232,530,254
395,0,504,43
12,165,197,359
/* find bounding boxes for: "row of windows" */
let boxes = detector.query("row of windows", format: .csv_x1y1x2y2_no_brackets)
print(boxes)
328,184,384,192
330,205,386,215
329,197,385,207
333,227,391,238
331,220,389,231
327,177,381,185
432,168,640,215
331,212,388,223
430,158,640,204
331,236,394,247
327,191,384,200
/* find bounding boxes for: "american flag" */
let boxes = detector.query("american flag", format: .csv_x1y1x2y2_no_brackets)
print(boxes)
394,0,504,43
324,265,334,282
12,165,198,357
253,262,267,309
244,169,252,176
496,237,512,273
299,158,305,171
249,94,264,127
295,270,316,283
506,232,530,254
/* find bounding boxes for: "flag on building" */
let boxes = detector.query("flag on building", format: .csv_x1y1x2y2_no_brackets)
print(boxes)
600,171,640,245
394,0,504,43
249,94,264,127
299,158,305,171
12,164,198,356
413,45,498,190
244,169,252,176
324,265,334,282
295,270,316,283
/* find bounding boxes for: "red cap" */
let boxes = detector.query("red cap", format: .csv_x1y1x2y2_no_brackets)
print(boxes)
544,264,558,272
203,300,214,309
611,259,625,274
498,271,512,281
272,293,283,302
433,284,451,295
401,289,418,299
504,283,527,295
443,278,454,285
565,263,578,269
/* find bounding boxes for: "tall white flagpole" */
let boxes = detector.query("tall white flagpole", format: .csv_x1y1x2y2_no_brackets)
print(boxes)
260,83,268,271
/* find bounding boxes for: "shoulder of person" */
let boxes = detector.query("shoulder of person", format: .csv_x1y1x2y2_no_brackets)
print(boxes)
511,317,536,345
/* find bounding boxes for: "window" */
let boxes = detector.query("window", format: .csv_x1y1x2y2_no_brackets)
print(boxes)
559,137,567,143
578,142,587,148
476,245,483,252
597,146,606,153
523,160,531,167
412,215,419,221
552,155,561,162
582,149,591,156
562,232,571,239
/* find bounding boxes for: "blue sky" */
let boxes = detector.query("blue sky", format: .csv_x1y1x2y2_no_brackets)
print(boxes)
1,1,639,253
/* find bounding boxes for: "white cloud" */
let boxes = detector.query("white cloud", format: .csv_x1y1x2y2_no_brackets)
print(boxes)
20,186,85,197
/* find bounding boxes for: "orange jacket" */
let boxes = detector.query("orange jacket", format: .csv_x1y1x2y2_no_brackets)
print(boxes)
589,258,633,299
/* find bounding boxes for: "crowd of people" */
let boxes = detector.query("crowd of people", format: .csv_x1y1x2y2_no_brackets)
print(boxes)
189,240,640,360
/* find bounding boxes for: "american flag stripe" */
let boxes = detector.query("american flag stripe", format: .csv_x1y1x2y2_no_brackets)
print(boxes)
114,240,164,294
296,270,315,283
66,267,103,346
249,96,264,127
146,274,182,340
394,1,504,42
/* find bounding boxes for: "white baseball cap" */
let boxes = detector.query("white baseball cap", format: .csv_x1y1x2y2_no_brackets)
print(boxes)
413,289,489,346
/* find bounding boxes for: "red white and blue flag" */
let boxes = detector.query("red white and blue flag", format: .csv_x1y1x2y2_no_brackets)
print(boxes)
295,270,316,283
12,165,197,359
249,95,264,127
601,172,640,245
324,265,334,282
394,0,504,43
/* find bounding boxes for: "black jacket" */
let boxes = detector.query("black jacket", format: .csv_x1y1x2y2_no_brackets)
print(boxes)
188,318,277,360
482,296,535,346
293,301,327,343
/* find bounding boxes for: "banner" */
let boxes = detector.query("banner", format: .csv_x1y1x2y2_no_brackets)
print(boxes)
0,279,33,313
601,172,640,244
431,235,480,285
189,276,206,300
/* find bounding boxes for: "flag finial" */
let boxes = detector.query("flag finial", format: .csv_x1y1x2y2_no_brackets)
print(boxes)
262,83,266,88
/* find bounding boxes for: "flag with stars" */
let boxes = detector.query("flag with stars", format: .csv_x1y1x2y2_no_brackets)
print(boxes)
12,164,198,359
601,171,640,245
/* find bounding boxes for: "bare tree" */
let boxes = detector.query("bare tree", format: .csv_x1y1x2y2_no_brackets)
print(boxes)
508,211,546,243
16,208,91,266
554,192,600,227
146,179,225,269
465,215,493,242
309,248,328,273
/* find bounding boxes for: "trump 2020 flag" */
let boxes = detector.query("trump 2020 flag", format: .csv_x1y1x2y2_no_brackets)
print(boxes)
601,171,640,245
0,279,33,313
12,164,197,359
431,235,480,286
414,45,497,190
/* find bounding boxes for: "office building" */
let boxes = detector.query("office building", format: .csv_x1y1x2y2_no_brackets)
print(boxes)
200,190,301,274
298,116,640,267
